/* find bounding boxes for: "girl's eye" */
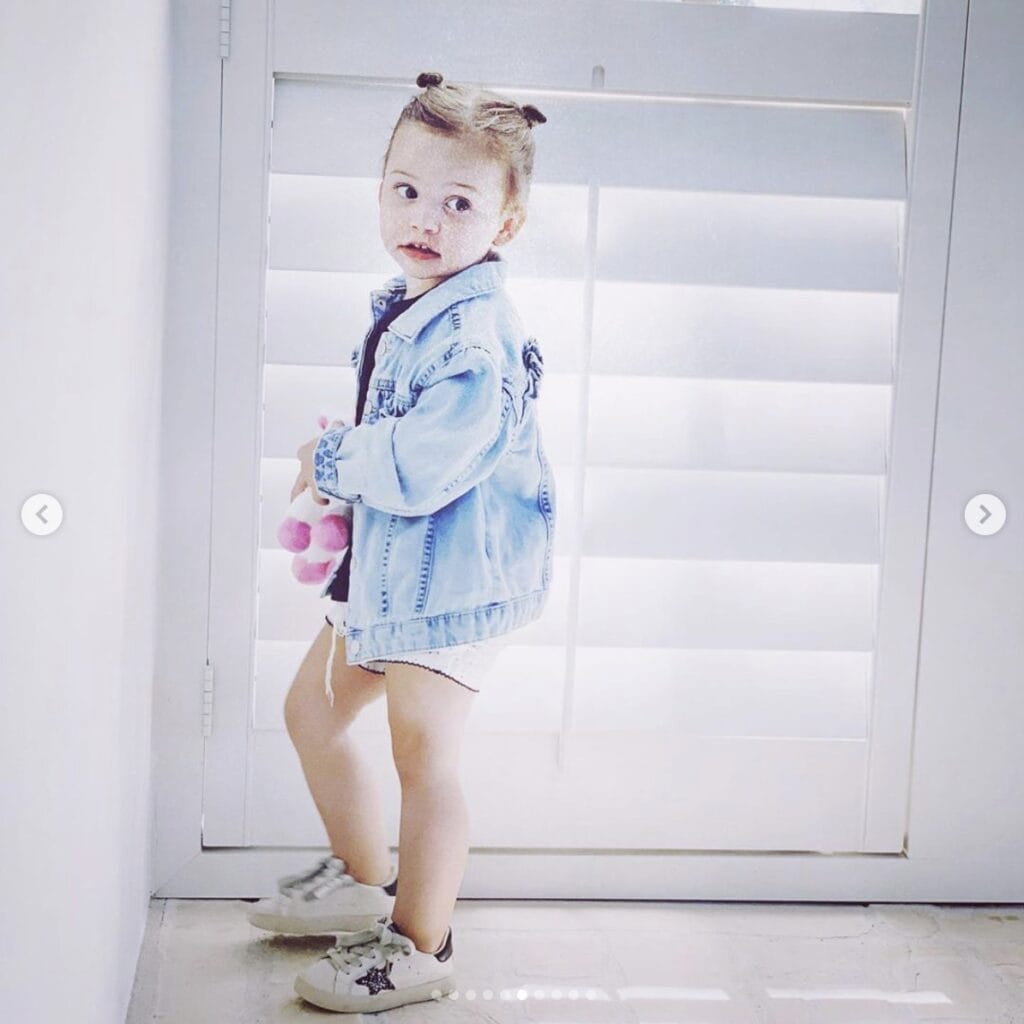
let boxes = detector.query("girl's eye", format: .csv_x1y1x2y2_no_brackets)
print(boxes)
393,184,471,213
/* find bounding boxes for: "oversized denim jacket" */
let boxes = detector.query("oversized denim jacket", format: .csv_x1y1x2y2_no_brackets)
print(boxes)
311,252,556,664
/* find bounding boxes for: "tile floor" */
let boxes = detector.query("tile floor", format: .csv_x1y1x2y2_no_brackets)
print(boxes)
126,899,1024,1023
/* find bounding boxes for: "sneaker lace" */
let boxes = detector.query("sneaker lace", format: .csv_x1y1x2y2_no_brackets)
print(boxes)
299,863,359,902
280,856,352,898
326,920,412,969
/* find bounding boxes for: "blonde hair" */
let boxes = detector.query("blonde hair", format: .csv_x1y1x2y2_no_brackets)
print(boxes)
381,71,547,217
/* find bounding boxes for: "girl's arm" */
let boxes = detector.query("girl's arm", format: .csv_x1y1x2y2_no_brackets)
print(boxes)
312,344,516,517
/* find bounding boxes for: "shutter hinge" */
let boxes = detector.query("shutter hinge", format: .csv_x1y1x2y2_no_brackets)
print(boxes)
219,0,231,60
203,662,215,736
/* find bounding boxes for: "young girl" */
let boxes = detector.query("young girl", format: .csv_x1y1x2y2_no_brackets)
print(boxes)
247,72,555,1013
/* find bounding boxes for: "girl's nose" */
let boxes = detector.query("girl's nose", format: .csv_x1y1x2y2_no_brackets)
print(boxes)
411,205,441,233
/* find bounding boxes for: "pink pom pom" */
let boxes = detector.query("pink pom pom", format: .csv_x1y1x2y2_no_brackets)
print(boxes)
311,513,350,552
278,517,311,553
292,554,335,584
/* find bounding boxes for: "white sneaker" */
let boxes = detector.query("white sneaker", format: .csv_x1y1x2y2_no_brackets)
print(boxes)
294,914,456,1013
246,855,398,935
274,853,342,895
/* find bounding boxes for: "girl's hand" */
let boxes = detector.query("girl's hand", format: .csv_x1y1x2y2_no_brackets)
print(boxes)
292,419,347,504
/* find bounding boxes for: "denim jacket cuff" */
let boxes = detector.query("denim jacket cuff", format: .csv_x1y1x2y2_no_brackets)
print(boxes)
312,425,358,502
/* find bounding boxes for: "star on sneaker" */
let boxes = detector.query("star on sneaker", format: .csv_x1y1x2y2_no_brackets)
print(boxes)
356,959,395,995
294,914,456,1013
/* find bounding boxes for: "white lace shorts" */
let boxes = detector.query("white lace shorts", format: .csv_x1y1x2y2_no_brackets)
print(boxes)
323,600,506,696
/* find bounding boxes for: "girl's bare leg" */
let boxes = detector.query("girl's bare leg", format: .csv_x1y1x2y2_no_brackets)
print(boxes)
282,623,393,885
382,661,477,954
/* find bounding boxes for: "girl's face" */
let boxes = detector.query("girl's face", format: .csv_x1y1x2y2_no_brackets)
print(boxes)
379,121,522,299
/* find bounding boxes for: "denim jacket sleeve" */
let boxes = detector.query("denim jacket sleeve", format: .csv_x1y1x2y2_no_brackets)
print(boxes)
312,344,515,517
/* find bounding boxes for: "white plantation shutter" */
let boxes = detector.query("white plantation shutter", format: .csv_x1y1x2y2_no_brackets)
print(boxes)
204,0,928,863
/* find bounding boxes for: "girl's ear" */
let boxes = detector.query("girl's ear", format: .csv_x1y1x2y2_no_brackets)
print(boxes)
493,204,525,247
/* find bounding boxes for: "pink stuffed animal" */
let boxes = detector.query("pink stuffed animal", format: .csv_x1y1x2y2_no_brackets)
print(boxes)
277,415,352,585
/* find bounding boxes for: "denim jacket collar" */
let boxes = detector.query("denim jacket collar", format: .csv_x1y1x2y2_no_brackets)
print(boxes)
370,249,507,343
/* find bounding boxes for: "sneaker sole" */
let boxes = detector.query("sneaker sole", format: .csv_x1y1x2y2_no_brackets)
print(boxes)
294,972,456,1012
247,905,393,935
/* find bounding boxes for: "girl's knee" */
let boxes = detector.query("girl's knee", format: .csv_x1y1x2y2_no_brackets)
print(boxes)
391,742,460,786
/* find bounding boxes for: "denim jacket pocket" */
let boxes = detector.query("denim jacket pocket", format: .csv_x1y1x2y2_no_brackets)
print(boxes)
368,375,411,421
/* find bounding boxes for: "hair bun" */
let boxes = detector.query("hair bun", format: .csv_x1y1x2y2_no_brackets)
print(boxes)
521,104,547,128
416,71,444,89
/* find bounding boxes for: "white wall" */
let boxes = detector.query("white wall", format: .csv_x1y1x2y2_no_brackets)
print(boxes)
0,3,170,1022
904,0,1024,870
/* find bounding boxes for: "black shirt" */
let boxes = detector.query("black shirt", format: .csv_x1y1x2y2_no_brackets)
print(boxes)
327,292,423,602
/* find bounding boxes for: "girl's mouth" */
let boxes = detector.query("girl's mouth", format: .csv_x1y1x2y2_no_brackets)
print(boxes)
400,244,440,261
